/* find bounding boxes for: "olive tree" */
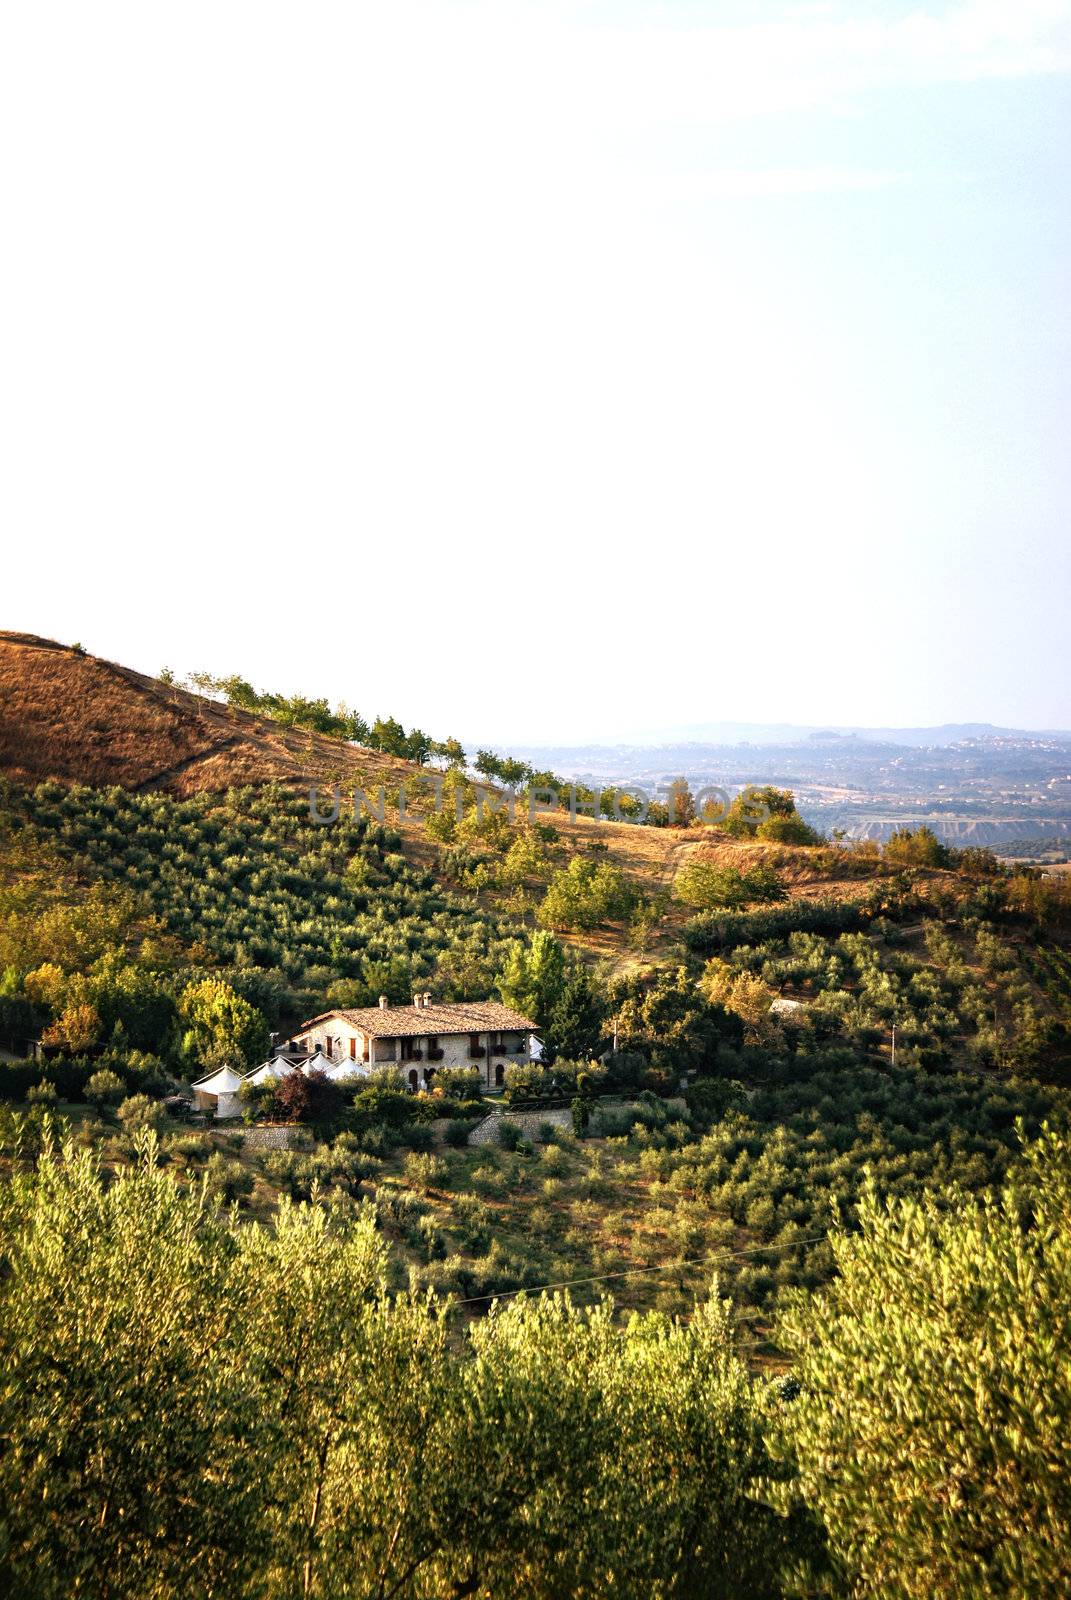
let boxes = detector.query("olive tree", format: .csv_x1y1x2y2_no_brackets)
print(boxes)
771,1126,1071,1598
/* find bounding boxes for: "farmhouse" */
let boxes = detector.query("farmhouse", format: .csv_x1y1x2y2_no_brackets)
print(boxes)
291,996,538,1091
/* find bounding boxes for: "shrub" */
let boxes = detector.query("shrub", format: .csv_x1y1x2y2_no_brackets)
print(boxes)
756,814,821,846
202,1152,254,1203
673,862,785,911
161,1131,213,1165
85,1069,125,1108
536,858,638,932
403,1153,448,1193
497,1119,523,1151
883,825,949,868
428,1066,483,1102
395,1122,434,1152
271,1069,343,1125
117,1095,168,1136
684,898,870,955
443,1119,471,1148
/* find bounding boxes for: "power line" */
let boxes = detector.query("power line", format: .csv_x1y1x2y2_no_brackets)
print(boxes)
449,1230,831,1308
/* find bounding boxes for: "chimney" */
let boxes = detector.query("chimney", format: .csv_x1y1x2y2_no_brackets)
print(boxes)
412,993,421,1010
378,994,388,1009
423,992,432,1009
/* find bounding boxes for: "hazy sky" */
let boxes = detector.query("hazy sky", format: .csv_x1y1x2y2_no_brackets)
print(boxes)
3,1,1069,743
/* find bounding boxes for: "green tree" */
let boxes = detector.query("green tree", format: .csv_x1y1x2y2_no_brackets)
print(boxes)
883,825,950,868
722,786,808,839
546,965,607,1060
0,1134,792,1599
497,931,567,1027
178,978,269,1068
772,1126,1071,1599
673,861,785,911
610,967,743,1076
429,735,467,768
537,858,638,932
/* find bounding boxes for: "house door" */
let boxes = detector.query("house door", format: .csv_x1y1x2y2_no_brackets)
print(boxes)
408,1069,418,1090
495,1063,504,1087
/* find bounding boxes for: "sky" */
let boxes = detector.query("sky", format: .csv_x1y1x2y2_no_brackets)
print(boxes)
2,1,1069,745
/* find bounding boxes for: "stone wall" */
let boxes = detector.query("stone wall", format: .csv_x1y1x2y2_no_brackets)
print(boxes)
466,1107,574,1146
240,1124,314,1151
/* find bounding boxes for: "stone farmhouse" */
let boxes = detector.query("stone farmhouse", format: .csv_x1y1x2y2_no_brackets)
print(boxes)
290,995,538,1091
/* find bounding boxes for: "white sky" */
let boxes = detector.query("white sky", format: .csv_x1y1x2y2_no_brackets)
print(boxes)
3,1,1069,743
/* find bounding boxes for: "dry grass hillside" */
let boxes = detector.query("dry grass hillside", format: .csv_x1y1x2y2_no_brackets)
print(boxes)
0,632,418,796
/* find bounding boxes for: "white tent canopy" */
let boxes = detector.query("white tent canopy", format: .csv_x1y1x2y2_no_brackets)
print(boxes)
191,1064,246,1095
301,1050,368,1082
245,1057,296,1086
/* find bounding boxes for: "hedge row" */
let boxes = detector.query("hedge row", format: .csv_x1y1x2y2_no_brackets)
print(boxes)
683,897,872,955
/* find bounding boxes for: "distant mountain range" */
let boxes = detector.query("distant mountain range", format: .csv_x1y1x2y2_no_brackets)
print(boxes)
493,722,1071,755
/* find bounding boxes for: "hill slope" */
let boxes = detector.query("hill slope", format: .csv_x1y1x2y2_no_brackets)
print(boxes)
0,631,418,796
0,630,972,969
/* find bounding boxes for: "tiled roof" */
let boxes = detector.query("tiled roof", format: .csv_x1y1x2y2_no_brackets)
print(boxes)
298,1000,537,1040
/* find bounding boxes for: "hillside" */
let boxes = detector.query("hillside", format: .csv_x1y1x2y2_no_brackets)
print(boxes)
0,631,936,969
0,631,418,796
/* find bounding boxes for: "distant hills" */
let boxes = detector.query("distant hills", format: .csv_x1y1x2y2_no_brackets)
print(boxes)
498,721,1071,755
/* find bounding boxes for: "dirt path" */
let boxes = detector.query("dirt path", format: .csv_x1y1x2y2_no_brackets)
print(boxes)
602,832,699,982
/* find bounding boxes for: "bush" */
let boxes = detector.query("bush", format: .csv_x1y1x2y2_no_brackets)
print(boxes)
271,1069,343,1125
85,1069,125,1108
395,1121,434,1152
443,1119,471,1148
756,814,821,846
428,1066,483,1102
497,1119,523,1151
403,1153,448,1192
537,858,638,932
684,898,870,955
673,862,786,911
161,1131,213,1165
26,1080,58,1106
883,824,949,868
202,1152,254,1203
117,1095,168,1135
